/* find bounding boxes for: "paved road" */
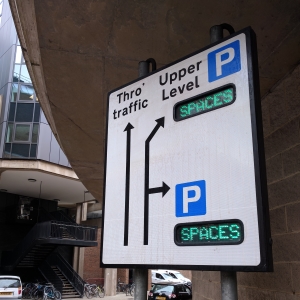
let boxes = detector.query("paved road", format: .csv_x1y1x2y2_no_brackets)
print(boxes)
66,294,135,300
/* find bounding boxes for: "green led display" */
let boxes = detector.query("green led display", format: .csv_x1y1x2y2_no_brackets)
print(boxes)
174,85,235,121
175,220,243,246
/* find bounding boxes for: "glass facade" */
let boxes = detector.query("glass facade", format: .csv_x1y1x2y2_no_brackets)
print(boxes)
3,44,40,158
0,0,70,167
0,1,3,26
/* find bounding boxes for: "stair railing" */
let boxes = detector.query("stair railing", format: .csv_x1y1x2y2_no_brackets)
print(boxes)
50,210,76,224
2,221,51,270
46,252,85,297
39,260,64,293
2,221,97,270
50,221,98,241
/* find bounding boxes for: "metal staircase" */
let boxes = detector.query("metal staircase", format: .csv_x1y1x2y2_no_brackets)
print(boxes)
1,211,96,298
51,266,80,298
17,244,56,268
40,252,84,298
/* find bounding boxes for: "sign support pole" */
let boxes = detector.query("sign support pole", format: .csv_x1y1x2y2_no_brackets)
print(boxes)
133,59,157,300
221,271,238,300
209,23,238,300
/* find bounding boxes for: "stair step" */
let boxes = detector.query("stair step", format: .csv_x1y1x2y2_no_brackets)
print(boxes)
50,265,80,298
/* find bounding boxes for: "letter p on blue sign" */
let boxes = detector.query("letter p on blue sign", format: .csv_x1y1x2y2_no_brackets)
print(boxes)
208,40,241,82
176,180,206,217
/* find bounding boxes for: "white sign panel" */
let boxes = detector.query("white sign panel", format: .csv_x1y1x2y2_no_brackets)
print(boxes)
101,28,272,271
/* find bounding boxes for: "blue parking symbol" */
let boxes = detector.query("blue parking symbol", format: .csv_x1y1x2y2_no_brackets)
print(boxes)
175,180,206,217
208,40,241,82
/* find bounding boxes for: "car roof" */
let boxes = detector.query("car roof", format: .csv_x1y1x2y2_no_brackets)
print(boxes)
158,270,181,274
152,270,168,274
0,276,21,280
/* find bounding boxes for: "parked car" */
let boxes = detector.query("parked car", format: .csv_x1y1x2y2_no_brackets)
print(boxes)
0,276,22,299
148,283,192,300
159,270,192,287
151,270,182,284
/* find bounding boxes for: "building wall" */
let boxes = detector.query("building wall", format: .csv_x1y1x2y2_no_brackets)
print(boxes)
83,227,105,281
117,269,129,285
192,64,300,299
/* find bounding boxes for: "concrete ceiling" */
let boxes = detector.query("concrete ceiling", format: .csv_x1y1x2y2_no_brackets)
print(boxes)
9,0,300,203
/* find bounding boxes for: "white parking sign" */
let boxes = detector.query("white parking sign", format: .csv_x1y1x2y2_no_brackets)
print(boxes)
101,27,272,271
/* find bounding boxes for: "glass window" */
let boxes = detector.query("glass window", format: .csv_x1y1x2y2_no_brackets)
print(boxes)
15,46,22,64
15,124,30,141
34,103,40,122
32,123,39,143
153,285,174,293
0,278,21,288
30,144,37,158
15,103,34,122
184,286,191,294
19,84,34,100
8,102,16,121
20,64,31,83
6,123,14,142
13,64,20,82
11,144,30,158
4,143,11,158
11,83,18,102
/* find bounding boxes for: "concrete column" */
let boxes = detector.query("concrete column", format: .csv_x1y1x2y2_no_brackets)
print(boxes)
72,247,79,272
148,269,152,290
72,204,82,271
104,268,117,296
78,247,85,278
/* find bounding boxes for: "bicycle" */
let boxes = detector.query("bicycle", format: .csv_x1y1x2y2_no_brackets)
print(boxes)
129,282,135,296
84,283,105,298
116,278,127,293
43,284,61,300
84,283,94,298
98,285,105,298
22,282,35,299
91,285,105,298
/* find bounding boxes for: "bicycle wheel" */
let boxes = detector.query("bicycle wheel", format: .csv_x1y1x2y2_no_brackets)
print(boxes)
33,289,43,300
97,287,104,298
43,286,52,300
85,288,93,299
54,290,61,300
130,285,135,296
22,286,31,299
90,284,98,297
125,286,130,296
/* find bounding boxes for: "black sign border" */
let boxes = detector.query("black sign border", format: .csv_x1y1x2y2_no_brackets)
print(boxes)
101,26,273,272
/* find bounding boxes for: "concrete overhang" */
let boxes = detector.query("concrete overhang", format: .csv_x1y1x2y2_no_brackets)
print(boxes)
9,0,300,204
0,159,97,207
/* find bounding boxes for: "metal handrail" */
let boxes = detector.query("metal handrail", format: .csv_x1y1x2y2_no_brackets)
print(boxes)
50,210,75,223
46,252,85,296
2,221,51,269
39,260,64,293
49,221,97,241
2,221,97,270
